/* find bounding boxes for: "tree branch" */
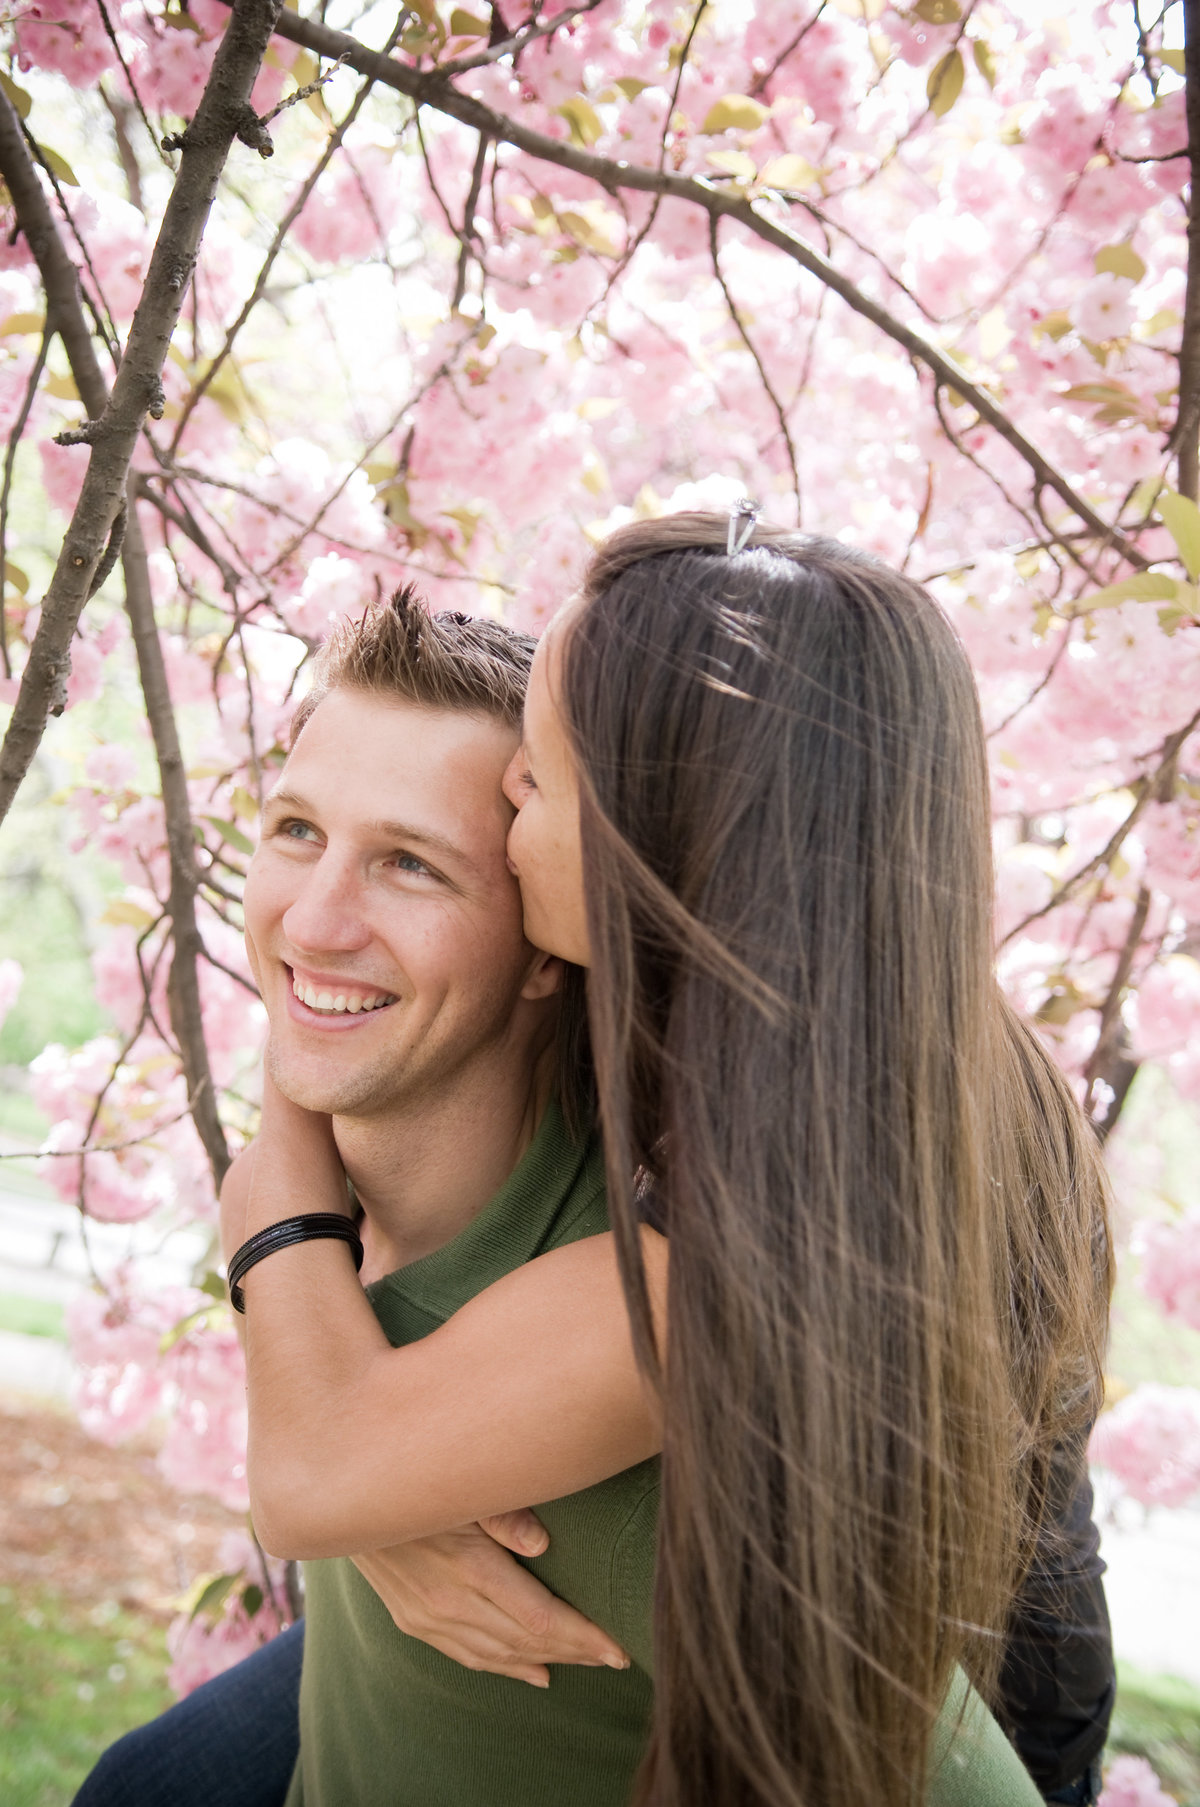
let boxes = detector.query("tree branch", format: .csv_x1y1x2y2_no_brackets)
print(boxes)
229,0,1146,567
122,500,231,1184
0,326,50,678
0,0,284,827
1167,0,1200,498
1082,883,1151,1136
451,129,490,313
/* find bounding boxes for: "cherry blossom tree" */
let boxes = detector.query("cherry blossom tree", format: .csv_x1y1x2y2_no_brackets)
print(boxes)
1,0,1199,1769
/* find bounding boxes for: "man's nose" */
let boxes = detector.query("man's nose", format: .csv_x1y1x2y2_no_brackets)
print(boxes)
282,854,371,955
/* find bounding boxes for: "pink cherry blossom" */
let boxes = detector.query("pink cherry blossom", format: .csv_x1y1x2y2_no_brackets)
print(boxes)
1098,1755,1179,1807
1090,1385,1200,1509
167,1528,294,1695
13,0,119,85
1140,1213,1200,1334
1072,274,1137,344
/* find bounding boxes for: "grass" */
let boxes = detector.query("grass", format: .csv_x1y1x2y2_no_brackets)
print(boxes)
1108,1662,1200,1805
0,1294,65,1341
0,1587,173,1807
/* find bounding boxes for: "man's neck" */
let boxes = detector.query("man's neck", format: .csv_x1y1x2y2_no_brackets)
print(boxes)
334,1049,553,1280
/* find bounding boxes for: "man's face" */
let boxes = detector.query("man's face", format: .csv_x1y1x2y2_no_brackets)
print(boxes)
244,688,548,1117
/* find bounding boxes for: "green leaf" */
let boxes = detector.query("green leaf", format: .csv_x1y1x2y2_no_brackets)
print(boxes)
40,146,79,187
44,370,78,401
449,8,489,35
160,1304,221,1352
241,1583,265,1618
758,153,817,191
1158,603,1197,635
204,816,256,857
702,94,768,134
0,72,32,119
101,898,157,930
1094,242,1146,283
190,1573,238,1622
1161,47,1186,74
1074,572,1181,612
914,0,961,21
557,209,620,256
926,48,964,117
972,38,998,88
1037,983,1087,1026
557,96,603,148
199,1270,228,1302
2,558,28,594
1156,488,1200,581
0,311,45,336
706,149,757,182
162,8,205,30
288,49,318,85
614,77,649,102
229,784,259,822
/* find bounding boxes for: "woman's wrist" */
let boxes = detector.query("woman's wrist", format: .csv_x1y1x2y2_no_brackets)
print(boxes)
248,1066,352,1230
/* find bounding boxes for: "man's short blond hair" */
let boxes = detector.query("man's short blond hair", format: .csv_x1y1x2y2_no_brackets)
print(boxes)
291,585,534,742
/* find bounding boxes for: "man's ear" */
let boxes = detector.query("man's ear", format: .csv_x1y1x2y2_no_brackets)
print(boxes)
520,948,565,1001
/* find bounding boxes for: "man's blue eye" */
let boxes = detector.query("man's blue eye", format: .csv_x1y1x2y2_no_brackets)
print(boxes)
395,854,431,875
284,821,315,839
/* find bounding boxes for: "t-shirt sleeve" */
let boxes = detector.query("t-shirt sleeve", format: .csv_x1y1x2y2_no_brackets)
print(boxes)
927,1668,1043,1807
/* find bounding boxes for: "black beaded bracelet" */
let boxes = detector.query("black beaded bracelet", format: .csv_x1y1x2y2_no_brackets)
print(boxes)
227,1213,364,1313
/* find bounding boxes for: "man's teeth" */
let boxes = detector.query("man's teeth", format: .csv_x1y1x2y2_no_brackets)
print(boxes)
292,977,396,1015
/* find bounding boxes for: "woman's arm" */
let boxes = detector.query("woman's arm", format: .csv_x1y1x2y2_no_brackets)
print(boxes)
226,1088,666,1560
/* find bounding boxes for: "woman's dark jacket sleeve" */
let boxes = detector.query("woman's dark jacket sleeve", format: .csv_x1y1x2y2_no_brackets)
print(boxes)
996,1437,1114,1799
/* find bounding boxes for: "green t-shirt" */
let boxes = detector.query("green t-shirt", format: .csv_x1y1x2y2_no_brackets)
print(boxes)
286,1101,1040,1807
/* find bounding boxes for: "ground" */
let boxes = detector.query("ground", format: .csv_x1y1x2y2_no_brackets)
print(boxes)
0,1390,244,1807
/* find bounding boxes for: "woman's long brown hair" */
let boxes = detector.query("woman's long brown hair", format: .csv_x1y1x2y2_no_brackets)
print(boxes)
558,514,1112,1807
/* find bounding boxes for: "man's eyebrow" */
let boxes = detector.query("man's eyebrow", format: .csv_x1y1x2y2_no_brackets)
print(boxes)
369,818,476,868
263,788,475,870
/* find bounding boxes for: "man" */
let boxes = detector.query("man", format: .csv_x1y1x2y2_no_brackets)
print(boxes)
75,591,1112,1807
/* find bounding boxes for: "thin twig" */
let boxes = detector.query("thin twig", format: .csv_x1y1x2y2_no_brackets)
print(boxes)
709,212,801,523
0,1101,199,1161
1083,884,1152,1121
94,0,176,170
0,327,49,678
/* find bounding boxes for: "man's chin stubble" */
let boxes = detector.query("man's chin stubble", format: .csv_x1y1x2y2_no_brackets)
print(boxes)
263,1037,411,1120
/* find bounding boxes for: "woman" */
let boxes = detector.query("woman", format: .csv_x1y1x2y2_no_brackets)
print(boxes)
78,514,1111,1807
499,512,1111,1804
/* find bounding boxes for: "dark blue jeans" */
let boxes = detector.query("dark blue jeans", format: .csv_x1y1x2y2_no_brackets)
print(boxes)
72,1620,305,1807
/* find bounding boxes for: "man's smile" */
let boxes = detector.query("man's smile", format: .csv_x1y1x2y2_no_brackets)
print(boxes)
284,963,400,1027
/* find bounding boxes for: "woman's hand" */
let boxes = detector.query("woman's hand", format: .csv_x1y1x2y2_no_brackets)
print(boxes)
350,1509,630,1689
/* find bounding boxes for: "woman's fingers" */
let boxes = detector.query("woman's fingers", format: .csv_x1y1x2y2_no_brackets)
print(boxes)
350,1528,630,1679
462,1537,629,1670
478,1507,549,1556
